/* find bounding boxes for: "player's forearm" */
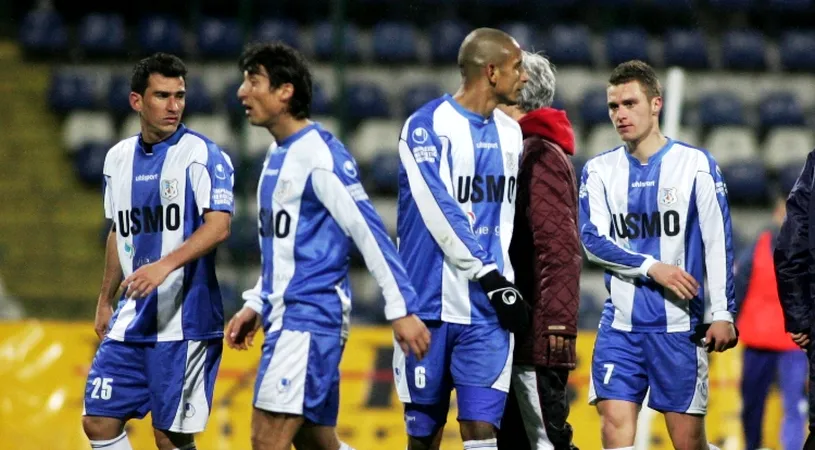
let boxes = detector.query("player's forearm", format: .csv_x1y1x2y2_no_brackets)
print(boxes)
158,211,231,273
98,228,123,305
581,236,657,278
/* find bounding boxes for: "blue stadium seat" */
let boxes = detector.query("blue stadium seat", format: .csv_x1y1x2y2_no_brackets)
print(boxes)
663,29,709,69
225,214,260,262
312,82,332,116
197,18,242,59
721,29,766,70
780,31,815,71
48,72,97,113
137,15,184,55
73,142,111,186
759,92,805,128
698,92,745,126
722,162,768,205
78,13,126,56
546,25,593,66
779,161,806,194
253,19,300,49
708,0,756,10
369,153,400,195
107,75,133,117
19,10,68,54
499,22,538,51
313,22,362,62
372,21,419,63
580,88,610,128
767,0,812,10
606,28,649,66
344,82,390,120
224,79,244,117
429,20,468,63
402,83,443,116
183,77,214,115
577,293,603,330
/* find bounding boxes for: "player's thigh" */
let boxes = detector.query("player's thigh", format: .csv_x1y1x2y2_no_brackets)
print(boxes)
450,323,512,431
663,412,707,450
588,325,649,406
596,399,639,448
255,329,345,427
252,409,304,450
645,331,708,415
83,338,150,432
146,338,223,434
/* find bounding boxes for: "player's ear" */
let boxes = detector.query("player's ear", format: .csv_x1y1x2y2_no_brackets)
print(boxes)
652,96,663,116
486,63,498,87
278,83,294,102
129,92,142,113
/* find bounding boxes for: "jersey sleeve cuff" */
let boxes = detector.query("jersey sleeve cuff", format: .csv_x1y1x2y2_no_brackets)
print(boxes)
476,263,498,280
384,302,408,321
638,257,658,277
712,311,734,323
242,290,265,315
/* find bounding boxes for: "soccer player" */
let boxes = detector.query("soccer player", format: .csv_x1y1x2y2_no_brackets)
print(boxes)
578,60,738,450
224,42,430,450
82,53,234,450
496,51,581,450
393,28,530,450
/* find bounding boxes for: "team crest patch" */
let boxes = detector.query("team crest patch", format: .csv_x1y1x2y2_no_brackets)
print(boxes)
274,179,292,203
161,179,178,200
659,187,678,205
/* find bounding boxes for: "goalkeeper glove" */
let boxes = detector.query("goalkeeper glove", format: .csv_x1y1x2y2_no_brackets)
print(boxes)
478,269,530,334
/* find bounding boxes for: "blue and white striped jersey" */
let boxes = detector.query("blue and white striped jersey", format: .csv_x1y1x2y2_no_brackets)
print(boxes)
579,139,736,333
242,123,416,338
103,124,235,343
397,94,523,325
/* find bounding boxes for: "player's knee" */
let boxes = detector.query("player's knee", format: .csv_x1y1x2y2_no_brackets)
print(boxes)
459,420,496,441
598,408,635,444
82,415,123,440
153,429,194,450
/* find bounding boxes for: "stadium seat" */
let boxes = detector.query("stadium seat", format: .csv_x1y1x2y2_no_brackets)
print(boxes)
312,82,333,116
759,92,805,128
546,25,593,67
779,161,807,194
107,74,133,117
253,19,300,50
721,29,766,70
120,115,141,140
763,127,814,171
663,29,709,69
224,79,244,118
368,154,400,196
767,0,812,10
185,115,235,149
498,22,539,51
137,15,184,55
312,22,362,62
780,31,815,72
344,82,391,120
78,13,126,56
244,123,275,157
313,116,341,137
698,92,745,127
401,83,443,117
225,213,261,262
429,20,468,63
48,72,97,113
349,119,402,166
722,161,769,205
19,9,68,54
674,127,700,146
63,112,116,154
580,88,611,129
73,142,111,186
605,28,649,66
708,0,756,10
183,76,214,115
586,127,622,157
197,17,242,59
372,21,419,63
704,126,759,166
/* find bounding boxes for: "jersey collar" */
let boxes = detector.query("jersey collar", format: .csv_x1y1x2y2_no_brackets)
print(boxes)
137,124,187,155
443,94,494,125
625,137,674,167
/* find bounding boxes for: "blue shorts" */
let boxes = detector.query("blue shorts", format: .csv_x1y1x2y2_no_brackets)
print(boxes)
588,324,709,414
253,329,344,426
83,338,223,433
393,321,513,437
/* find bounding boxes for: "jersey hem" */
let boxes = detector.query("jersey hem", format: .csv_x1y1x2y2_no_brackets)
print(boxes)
605,321,692,333
104,331,224,343
417,313,500,326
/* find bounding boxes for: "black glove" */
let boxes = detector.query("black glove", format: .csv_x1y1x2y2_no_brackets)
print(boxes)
479,270,530,334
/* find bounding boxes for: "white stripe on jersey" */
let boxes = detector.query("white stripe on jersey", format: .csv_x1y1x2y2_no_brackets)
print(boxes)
495,112,518,285
108,137,137,340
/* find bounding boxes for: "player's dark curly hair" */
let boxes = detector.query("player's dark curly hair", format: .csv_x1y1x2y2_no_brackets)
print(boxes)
239,41,312,120
131,53,187,96
608,60,662,100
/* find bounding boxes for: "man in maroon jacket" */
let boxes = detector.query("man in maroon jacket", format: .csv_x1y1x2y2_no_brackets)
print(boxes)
496,51,581,450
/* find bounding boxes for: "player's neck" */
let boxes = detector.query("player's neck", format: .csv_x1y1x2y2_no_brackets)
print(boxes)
626,129,667,164
268,116,311,143
140,126,177,145
453,84,498,119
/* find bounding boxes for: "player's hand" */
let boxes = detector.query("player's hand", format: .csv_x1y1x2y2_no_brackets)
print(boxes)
479,270,531,334
791,332,810,350
120,260,174,299
548,335,574,365
704,320,738,352
94,300,114,340
392,314,430,361
647,262,699,300
225,307,262,350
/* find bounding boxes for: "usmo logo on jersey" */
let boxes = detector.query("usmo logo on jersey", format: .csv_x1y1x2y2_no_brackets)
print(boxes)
456,174,516,204
117,204,181,238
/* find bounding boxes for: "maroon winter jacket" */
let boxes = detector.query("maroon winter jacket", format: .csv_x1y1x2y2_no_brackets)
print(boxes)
509,107,581,369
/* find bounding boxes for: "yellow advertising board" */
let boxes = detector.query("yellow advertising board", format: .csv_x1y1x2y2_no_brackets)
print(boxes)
0,321,791,449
